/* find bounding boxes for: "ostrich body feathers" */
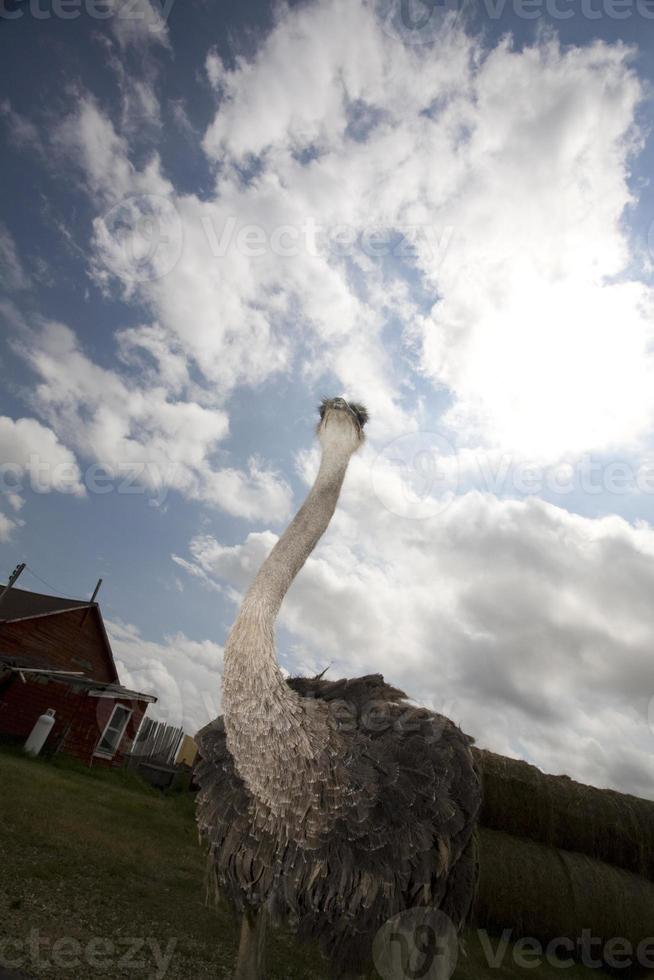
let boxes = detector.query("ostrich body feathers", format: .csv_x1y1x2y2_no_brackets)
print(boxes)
195,671,482,972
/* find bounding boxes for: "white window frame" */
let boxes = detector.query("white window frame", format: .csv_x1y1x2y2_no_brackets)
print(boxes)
94,703,132,759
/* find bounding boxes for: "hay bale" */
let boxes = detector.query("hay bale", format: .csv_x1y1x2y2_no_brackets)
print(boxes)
473,748,654,879
474,828,654,974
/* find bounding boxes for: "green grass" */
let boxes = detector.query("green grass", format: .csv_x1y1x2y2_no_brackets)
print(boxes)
0,747,324,979
0,747,610,979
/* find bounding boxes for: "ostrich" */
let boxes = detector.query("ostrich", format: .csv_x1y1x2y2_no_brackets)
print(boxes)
195,397,481,979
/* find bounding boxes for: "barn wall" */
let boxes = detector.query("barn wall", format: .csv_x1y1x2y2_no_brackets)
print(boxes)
0,675,86,759
0,609,117,682
0,675,148,767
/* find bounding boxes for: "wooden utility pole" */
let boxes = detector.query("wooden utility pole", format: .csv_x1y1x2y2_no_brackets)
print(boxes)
0,562,26,610
89,578,102,604
80,578,103,628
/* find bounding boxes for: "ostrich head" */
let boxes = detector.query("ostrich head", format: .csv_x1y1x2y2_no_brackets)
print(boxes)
317,396,369,454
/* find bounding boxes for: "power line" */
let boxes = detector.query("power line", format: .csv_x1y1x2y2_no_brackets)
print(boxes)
23,563,82,601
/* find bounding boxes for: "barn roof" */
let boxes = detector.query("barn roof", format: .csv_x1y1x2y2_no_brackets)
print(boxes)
0,657,157,703
0,585,90,621
0,585,119,683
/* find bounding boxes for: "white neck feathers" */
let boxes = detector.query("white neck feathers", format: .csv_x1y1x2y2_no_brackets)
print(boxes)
221,410,360,823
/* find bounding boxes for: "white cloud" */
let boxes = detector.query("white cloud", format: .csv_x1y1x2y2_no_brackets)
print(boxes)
6,493,24,512
168,98,197,138
170,553,223,593
19,320,291,519
183,530,276,597
50,68,421,422
116,322,190,393
0,223,29,292
199,9,653,458
198,459,291,521
22,320,227,489
108,0,171,50
202,2,469,162
93,30,163,134
0,512,17,542
413,38,653,458
0,98,42,152
56,100,302,394
0,414,84,496
108,619,224,735
55,97,170,205
124,78,161,128
20,6,654,456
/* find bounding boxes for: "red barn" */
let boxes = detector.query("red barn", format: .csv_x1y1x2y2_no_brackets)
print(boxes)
0,584,156,767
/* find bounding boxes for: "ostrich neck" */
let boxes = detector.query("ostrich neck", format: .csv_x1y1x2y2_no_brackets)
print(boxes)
222,442,351,819
246,443,349,617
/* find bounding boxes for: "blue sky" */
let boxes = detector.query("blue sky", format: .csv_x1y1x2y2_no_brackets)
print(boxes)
2,0,654,796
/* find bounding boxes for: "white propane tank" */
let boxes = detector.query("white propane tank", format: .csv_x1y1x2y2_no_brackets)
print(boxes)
24,709,56,757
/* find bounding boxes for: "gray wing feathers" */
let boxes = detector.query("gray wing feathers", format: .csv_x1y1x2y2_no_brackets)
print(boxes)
195,674,481,973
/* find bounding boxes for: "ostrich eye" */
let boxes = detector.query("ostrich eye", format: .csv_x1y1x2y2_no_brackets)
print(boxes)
348,402,369,428
318,396,335,420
